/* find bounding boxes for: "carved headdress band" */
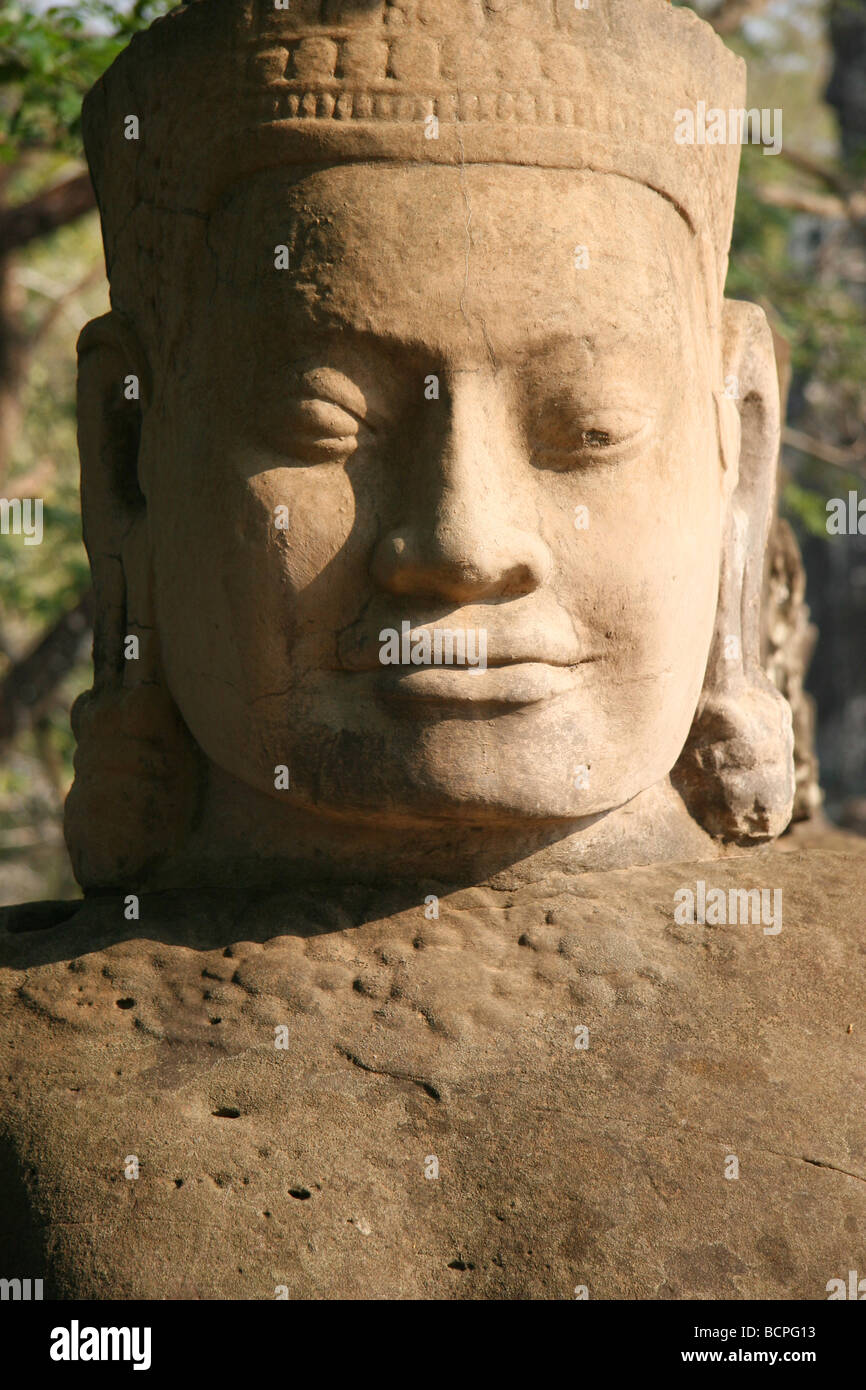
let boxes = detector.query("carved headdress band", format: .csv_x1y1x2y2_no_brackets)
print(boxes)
83,0,745,294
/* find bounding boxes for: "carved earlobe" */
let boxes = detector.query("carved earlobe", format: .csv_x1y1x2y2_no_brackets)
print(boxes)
64,312,200,891
672,299,795,843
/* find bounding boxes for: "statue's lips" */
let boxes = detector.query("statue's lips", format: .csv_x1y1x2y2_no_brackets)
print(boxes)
375,661,582,706
338,607,585,676
341,614,589,705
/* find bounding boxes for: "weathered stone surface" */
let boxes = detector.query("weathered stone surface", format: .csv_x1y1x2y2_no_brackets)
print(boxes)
63,0,796,893
0,0,846,1305
2,837,863,1300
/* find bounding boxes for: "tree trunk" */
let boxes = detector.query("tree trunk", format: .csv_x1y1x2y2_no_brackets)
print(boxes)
826,0,866,165
0,590,95,747
0,168,96,487
0,254,28,489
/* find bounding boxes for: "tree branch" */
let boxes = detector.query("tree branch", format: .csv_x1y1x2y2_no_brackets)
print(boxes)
31,264,105,344
776,147,853,199
756,184,851,219
0,589,93,745
784,426,866,479
0,171,95,257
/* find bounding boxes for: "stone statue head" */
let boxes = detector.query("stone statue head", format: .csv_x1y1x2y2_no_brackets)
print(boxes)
65,0,794,893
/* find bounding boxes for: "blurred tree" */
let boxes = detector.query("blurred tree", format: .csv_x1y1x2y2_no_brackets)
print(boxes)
0,2,170,898
0,1,170,750
826,0,866,166
0,1,168,480
681,0,866,507
705,0,774,32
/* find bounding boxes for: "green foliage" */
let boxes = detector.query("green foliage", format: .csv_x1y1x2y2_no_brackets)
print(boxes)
729,161,866,534
0,2,173,896
783,480,833,536
0,1,172,157
2,212,107,630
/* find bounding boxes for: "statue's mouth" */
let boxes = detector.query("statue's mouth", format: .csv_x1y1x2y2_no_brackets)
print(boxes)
338,602,587,678
340,608,592,707
375,660,584,707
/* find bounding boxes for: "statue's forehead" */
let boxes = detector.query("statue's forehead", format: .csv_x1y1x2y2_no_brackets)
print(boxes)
226,160,689,258
212,162,697,364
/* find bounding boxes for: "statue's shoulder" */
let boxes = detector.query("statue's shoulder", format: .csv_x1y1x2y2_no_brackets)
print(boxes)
1,843,864,1298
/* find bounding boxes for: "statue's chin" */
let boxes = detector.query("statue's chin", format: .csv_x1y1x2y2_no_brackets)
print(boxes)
234,762,645,827
323,793,615,828
156,765,721,895
192,725,680,829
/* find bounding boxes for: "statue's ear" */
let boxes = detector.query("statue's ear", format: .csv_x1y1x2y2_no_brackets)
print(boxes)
66,312,199,892
671,299,794,843
75,310,157,688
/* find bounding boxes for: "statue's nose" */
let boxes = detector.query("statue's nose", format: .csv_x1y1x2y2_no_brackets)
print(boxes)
371,370,552,603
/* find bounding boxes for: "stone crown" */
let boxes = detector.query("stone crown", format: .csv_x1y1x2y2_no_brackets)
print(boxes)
83,0,745,291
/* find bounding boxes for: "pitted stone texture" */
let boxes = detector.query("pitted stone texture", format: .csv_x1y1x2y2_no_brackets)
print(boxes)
1,840,864,1300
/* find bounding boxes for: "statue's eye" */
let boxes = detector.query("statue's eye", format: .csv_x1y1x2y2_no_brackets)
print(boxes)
531,410,653,472
581,427,611,448
286,397,364,461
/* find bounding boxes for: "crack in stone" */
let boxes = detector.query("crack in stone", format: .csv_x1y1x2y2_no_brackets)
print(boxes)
454,115,498,373
336,1044,441,1100
677,1121,866,1186
799,1154,866,1184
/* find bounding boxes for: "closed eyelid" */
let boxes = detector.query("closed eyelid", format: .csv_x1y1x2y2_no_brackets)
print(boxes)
580,412,655,440
291,398,361,436
296,368,382,430
528,409,655,471
541,400,656,422
530,408,654,443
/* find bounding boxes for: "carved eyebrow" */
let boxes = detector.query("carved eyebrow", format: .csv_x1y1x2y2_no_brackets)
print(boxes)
287,310,439,362
519,331,596,359
281,310,671,393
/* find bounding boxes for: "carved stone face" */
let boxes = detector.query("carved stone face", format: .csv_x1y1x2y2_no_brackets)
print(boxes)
140,162,727,828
